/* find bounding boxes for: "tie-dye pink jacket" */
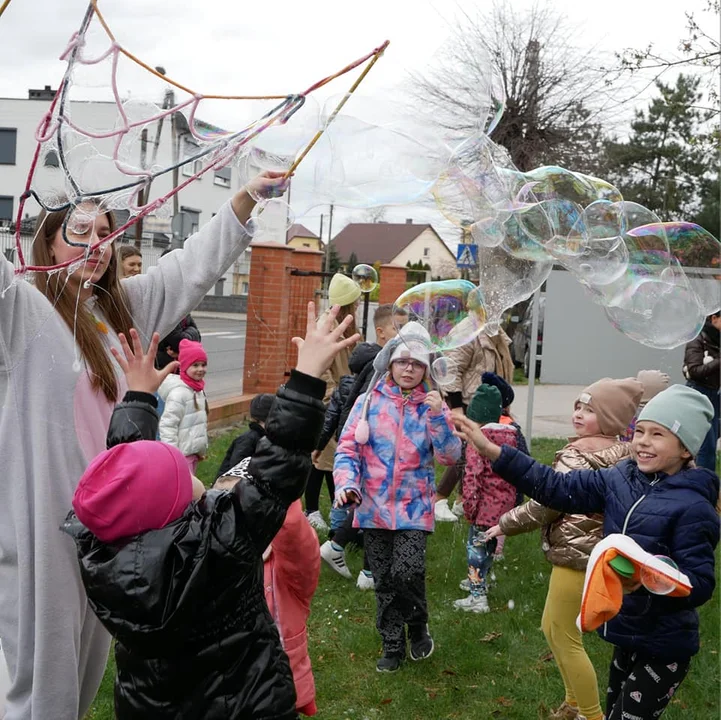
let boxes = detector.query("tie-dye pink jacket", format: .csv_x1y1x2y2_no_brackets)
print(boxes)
334,376,462,532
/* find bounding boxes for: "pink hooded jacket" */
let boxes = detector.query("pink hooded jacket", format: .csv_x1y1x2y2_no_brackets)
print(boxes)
263,500,320,715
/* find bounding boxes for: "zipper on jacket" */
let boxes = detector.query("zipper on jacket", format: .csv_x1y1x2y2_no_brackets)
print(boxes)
621,473,659,535
391,394,409,530
604,473,660,639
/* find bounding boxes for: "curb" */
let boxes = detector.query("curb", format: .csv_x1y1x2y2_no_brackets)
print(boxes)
208,393,255,430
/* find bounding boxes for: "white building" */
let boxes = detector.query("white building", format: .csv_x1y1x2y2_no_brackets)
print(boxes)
0,87,287,295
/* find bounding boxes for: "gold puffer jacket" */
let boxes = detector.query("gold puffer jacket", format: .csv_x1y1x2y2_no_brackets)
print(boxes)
499,437,631,571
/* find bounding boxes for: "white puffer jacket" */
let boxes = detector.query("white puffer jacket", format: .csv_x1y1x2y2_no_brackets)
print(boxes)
158,374,208,457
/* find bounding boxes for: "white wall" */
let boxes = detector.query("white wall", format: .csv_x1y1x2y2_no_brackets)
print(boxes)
0,96,285,294
391,227,459,279
541,269,694,385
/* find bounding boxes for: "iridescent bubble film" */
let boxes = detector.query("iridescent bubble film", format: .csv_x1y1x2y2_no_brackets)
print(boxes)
393,280,487,352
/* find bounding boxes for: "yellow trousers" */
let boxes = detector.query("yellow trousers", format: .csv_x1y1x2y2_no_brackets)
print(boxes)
542,565,602,719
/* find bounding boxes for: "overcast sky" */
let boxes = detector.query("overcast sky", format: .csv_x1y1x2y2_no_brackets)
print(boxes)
0,0,715,243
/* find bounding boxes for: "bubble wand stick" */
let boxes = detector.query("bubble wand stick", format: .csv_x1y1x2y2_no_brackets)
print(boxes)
282,40,390,179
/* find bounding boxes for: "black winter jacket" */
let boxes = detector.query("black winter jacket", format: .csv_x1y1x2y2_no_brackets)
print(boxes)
493,447,720,658
317,343,380,451
63,370,326,719
336,343,381,442
155,313,201,369
684,321,720,392
216,421,267,479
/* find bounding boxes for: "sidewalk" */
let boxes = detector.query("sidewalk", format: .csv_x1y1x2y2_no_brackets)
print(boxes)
511,384,585,439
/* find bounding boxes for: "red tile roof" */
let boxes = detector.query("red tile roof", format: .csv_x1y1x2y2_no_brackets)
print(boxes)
332,223,447,264
286,223,320,241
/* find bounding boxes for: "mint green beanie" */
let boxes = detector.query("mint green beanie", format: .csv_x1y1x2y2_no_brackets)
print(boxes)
637,385,714,457
467,384,502,424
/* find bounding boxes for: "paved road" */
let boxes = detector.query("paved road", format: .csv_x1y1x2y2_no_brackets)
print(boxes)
195,317,246,401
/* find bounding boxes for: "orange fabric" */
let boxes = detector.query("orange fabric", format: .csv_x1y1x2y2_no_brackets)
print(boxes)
578,535,692,633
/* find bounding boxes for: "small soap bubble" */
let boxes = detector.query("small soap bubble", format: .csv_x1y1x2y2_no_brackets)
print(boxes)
351,264,378,293
430,356,456,388
641,555,679,596
507,599,515,610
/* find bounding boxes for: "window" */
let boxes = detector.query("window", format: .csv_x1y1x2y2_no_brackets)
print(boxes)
182,159,203,178
242,282,249,294
214,165,231,188
0,196,13,222
423,247,430,258
44,150,59,168
181,139,202,178
0,129,17,165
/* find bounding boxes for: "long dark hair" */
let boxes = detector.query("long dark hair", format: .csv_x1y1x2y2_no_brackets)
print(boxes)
33,204,134,402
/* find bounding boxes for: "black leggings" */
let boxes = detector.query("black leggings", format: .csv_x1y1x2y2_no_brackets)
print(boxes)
606,646,691,719
304,467,335,514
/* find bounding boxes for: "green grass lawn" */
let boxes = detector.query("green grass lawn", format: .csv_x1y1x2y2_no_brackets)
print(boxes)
86,432,721,720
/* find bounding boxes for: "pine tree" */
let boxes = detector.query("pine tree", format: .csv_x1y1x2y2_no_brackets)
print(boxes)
605,75,713,221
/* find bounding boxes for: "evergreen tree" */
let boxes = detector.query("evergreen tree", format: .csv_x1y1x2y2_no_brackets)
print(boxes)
605,75,712,221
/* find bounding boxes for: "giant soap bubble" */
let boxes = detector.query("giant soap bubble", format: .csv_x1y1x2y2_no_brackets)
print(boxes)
393,280,487,352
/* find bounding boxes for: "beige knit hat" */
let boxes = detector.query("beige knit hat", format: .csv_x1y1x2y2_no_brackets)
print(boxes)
636,369,671,406
576,378,644,436
328,273,361,307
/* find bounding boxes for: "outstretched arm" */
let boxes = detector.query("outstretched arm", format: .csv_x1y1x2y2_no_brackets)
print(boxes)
106,330,179,447
455,416,608,515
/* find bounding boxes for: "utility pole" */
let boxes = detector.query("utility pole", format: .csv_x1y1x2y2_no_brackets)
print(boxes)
134,127,149,249
323,203,334,275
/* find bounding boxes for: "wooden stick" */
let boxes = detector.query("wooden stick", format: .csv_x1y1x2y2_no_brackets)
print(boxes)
283,40,390,179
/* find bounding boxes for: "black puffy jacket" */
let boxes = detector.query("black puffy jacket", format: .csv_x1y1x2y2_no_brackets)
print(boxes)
155,313,202,369
317,343,380,451
63,370,326,719
216,422,267,479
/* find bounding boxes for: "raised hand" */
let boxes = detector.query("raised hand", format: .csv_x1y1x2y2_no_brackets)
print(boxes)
243,171,291,202
292,302,360,379
110,329,179,394
454,415,502,461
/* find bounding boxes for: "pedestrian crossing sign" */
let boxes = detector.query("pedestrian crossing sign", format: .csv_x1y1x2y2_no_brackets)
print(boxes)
456,243,478,268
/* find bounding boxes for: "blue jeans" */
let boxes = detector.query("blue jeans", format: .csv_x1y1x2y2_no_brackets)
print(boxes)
687,382,720,472
467,524,497,597
330,505,349,532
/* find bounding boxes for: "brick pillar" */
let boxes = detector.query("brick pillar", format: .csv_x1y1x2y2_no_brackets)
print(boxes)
378,264,408,305
286,247,325,374
243,242,295,395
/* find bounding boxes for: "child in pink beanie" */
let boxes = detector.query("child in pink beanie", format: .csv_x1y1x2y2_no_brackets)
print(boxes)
158,338,209,473
64,304,359,720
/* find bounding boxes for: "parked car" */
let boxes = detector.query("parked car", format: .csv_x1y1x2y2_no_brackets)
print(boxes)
511,295,545,379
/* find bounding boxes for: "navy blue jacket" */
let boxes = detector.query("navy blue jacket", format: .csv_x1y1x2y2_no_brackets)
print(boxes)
493,447,720,658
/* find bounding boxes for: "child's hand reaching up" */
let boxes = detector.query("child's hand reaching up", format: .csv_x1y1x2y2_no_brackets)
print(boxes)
292,302,361,379
111,329,179,394
454,415,502,461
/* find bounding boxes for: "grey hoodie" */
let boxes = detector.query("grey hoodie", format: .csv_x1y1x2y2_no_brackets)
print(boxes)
0,201,249,719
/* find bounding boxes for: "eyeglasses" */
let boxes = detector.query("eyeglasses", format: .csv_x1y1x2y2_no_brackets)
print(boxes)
392,359,426,372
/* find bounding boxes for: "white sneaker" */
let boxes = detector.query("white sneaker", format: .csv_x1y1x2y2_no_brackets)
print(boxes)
459,578,471,592
453,594,490,613
357,570,375,590
306,511,329,533
451,498,464,517
320,541,352,579
434,499,458,523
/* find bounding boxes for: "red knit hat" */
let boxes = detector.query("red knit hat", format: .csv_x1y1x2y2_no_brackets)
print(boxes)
73,441,192,543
